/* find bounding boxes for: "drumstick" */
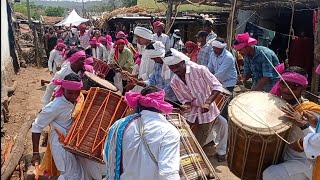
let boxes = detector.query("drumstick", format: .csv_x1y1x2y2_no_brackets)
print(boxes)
35,162,40,180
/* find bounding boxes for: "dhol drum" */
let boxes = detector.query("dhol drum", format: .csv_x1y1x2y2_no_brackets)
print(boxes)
227,91,292,180
63,87,130,163
82,72,121,95
215,88,232,111
166,113,219,180
93,58,110,75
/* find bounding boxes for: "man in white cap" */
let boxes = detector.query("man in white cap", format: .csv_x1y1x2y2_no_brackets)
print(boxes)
122,26,155,92
152,21,170,52
164,48,228,162
129,41,179,106
208,38,237,92
172,30,185,52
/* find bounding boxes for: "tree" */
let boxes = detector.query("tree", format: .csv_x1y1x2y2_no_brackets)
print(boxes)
121,0,138,7
14,2,46,20
45,6,65,17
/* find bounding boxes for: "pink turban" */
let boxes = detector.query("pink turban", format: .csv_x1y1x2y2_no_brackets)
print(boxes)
124,89,173,113
85,57,94,65
116,31,126,39
269,64,308,96
98,36,107,43
233,32,258,50
89,37,100,47
52,78,83,97
153,21,164,29
69,50,86,64
57,38,64,43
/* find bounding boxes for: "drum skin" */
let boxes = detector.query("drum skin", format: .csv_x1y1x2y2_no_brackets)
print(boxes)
227,91,292,180
82,72,121,95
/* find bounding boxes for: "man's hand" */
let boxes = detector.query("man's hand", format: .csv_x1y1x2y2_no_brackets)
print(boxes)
281,103,307,128
201,103,210,113
289,138,304,152
180,103,192,113
302,110,318,128
32,153,41,166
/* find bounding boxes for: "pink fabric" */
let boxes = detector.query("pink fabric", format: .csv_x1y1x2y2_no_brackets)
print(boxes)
275,63,285,74
85,57,94,65
56,43,66,49
57,38,64,43
316,64,320,75
153,21,164,29
89,37,100,47
116,31,126,39
269,72,308,96
124,90,173,114
69,50,86,64
105,35,113,50
234,32,258,50
170,62,224,124
83,64,94,73
134,52,141,65
52,79,83,97
98,36,107,42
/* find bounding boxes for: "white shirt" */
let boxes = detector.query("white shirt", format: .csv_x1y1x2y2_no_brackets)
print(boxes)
153,33,170,52
91,43,108,61
32,96,74,136
303,133,320,160
48,49,64,74
138,47,155,81
41,63,77,107
79,28,93,49
121,110,180,180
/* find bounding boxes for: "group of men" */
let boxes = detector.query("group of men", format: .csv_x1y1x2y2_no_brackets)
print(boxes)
29,20,320,180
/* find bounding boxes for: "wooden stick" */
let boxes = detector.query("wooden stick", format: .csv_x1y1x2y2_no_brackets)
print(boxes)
1,116,32,180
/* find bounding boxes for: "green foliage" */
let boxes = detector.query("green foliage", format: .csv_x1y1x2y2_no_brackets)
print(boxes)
14,2,65,20
122,0,138,7
88,3,114,12
45,6,64,17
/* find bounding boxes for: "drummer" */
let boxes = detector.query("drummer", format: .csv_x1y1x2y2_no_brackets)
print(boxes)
103,86,180,179
263,66,320,180
122,26,155,92
127,41,179,106
42,47,86,107
163,48,228,162
30,73,84,180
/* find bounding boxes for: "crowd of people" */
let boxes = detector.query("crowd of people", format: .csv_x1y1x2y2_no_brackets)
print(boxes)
26,19,320,180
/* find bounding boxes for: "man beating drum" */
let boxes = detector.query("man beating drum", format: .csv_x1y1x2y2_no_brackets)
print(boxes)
263,66,320,180
103,86,181,179
164,48,228,162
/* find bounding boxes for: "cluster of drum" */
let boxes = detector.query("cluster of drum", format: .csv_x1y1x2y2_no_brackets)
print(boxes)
64,58,293,180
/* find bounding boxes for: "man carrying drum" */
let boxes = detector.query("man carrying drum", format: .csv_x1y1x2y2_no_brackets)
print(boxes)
28,73,84,180
263,66,320,180
127,41,179,107
104,86,180,179
42,47,86,107
163,48,228,162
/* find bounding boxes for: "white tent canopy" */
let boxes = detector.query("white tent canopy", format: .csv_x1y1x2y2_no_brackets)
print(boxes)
54,9,88,26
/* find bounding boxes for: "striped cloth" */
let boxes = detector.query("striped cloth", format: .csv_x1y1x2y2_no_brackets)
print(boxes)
170,61,224,124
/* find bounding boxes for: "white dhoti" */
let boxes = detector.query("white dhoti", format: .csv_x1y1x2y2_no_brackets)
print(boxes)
49,130,84,180
78,157,106,180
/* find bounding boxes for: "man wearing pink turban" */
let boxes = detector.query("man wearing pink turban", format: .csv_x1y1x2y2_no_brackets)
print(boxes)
48,43,66,77
42,48,86,107
234,32,280,91
103,86,180,180
78,23,94,49
152,21,170,52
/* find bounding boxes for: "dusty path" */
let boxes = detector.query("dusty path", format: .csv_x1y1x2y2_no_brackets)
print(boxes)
3,66,239,180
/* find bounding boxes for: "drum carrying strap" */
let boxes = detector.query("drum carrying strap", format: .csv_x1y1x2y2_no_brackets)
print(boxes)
137,117,158,165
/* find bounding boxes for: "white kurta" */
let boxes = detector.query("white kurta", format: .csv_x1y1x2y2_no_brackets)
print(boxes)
105,110,181,180
41,63,76,107
48,49,65,76
153,33,170,52
32,96,84,180
303,133,320,160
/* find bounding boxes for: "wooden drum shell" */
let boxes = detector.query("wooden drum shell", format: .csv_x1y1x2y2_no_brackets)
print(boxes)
227,91,292,180
166,113,219,180
63,87,129,163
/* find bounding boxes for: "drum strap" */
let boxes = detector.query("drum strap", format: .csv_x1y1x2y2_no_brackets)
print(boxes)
137,117,158,165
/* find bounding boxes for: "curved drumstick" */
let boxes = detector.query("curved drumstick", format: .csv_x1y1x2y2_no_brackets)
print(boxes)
35,162,40,180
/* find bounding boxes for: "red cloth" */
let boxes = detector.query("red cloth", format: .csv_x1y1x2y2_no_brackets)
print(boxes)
185,41,199,62
313,9,318,33
289,37,314,78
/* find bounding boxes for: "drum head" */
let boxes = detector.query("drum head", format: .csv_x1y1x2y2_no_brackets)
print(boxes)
84,72,118,92
228,91,291,134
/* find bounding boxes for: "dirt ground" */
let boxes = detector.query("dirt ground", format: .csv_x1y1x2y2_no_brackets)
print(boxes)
3,66,239,180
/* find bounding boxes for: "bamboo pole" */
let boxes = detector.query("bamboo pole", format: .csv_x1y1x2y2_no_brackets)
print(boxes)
227,0,238,51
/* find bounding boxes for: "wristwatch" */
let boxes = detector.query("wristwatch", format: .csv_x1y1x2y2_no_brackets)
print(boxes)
300,122,310,130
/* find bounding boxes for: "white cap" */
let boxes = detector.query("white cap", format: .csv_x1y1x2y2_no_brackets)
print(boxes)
134,26,153,41
211,40,227,49
163,48,190,66
144,41,165,58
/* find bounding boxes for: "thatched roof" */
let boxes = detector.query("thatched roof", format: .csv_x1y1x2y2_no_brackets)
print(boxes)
40,16,64,25
98,5,148,28
156,0,319,9
15,12,28,20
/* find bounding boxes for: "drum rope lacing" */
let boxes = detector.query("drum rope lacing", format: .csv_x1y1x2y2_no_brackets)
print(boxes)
166,114,219,180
